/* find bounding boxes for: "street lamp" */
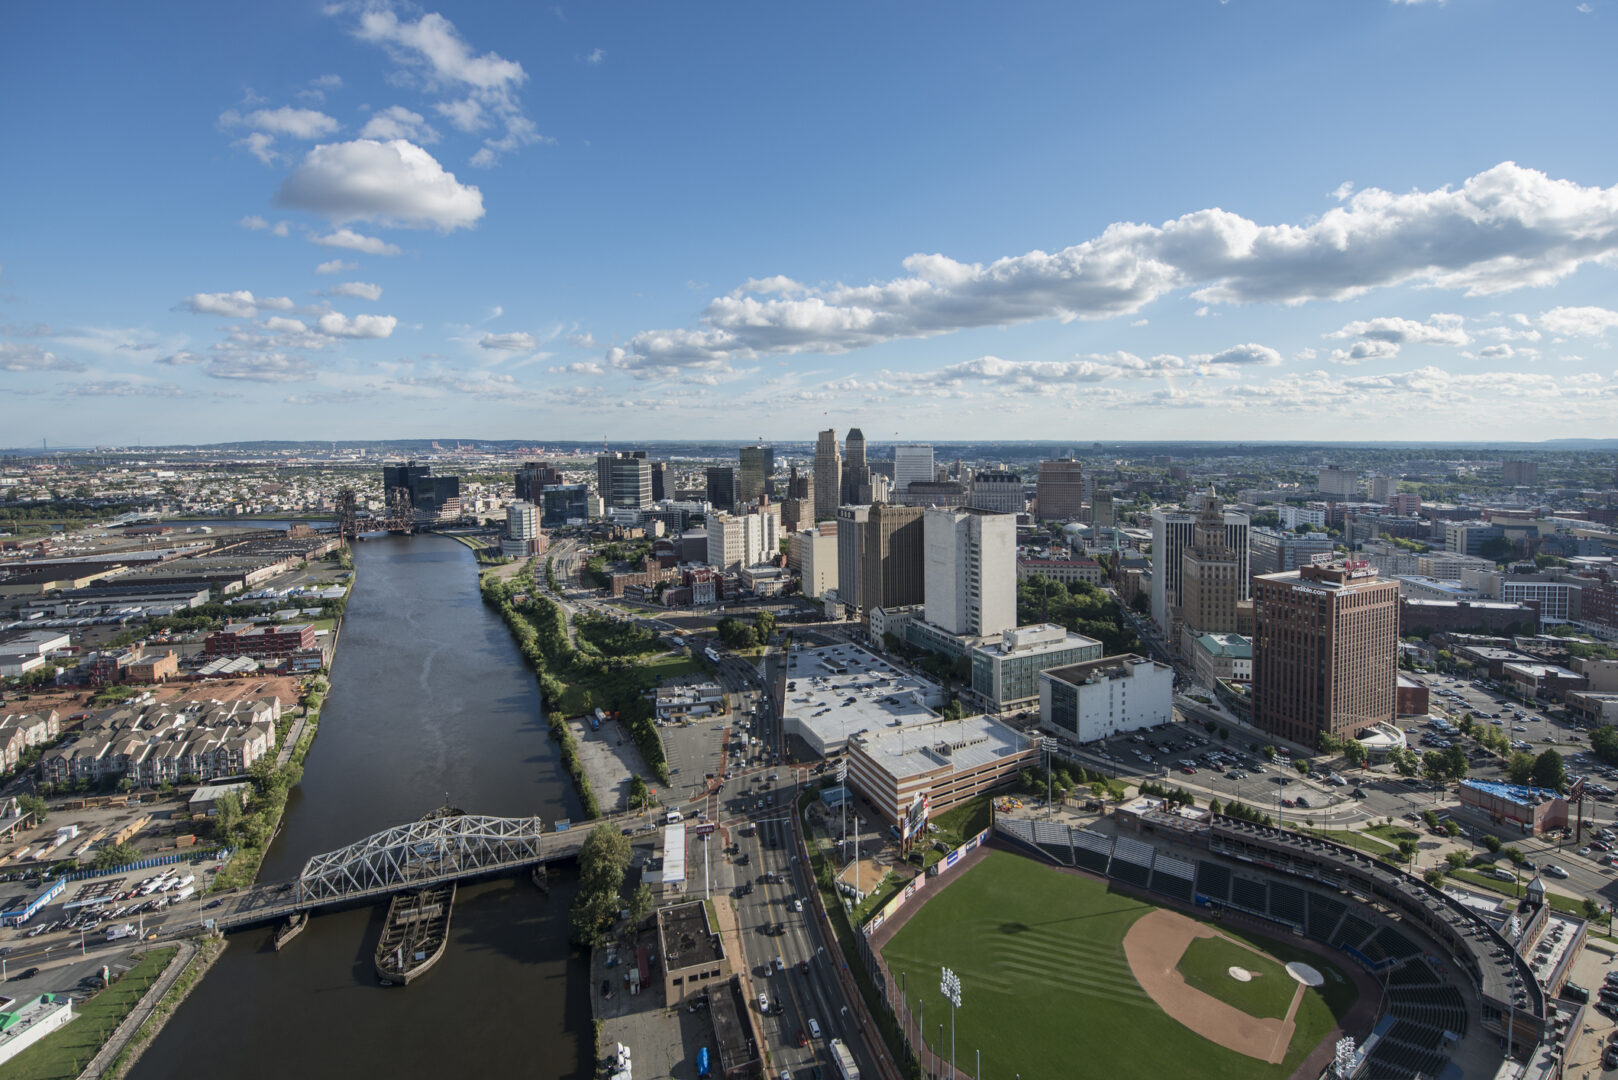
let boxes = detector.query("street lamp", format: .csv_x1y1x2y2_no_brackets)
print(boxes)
941,966,962,1080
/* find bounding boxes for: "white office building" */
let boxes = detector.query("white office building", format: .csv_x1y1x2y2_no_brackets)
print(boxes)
924,508,1017,639
1038,654,1176,745
500,499,542,557
1279,505,1327,530
788,524,839,599
706,505,781,571
0,994,75,1066
893,445,935,494
1150,506,1250,638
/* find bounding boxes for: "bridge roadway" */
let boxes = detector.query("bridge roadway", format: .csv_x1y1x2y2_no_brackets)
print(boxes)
213,808,649,932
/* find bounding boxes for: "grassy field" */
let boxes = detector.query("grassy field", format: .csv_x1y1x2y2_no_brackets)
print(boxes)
1176,935,1295,1020
0,947,178,1080
1299,827,1398,858
881,850,1357,1080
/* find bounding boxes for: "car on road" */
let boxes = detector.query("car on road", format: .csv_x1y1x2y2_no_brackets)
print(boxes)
13,967,38,980
1546,864,1570,878
759,992,769,1012
1489,867,1518,882
1181,766,1196,775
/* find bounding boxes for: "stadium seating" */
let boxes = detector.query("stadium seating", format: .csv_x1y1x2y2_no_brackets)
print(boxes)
1194,860,1231,902
1266,881,1307,928
1306,893,1347,941
1231,876,1267,912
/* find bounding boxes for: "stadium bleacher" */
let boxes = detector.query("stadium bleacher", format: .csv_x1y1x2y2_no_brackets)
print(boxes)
1231,876,1267,912
1267,881,1306,928
1307,893,1347,941
1194,860,1231,902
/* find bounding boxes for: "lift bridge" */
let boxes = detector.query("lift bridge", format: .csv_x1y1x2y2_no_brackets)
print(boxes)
214,810,642,931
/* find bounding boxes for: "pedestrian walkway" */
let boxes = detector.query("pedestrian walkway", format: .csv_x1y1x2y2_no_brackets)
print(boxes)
275,714,308,767
78,938,198,1080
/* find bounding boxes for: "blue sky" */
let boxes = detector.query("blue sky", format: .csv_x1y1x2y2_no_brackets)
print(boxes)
3,1,1617,447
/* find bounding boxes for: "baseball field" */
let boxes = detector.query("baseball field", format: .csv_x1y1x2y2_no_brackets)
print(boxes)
879,849,1361,1080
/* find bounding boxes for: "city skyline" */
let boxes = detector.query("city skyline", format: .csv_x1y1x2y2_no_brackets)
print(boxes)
4,3,1618,445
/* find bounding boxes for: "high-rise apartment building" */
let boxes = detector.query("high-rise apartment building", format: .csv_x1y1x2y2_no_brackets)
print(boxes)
1502,460,1539,487
705,466,736,512
500,500,544,557
1370,474,1398,503
814,429,841,522
651,461,668,503
841,428,867,505
1317,467,1359,499
1091,490,1115,529
924,508,1017,638
1150,504,1250,639
836,505,870,611
1248,528,1334,576
892,445,935,494
966,471,1023,515
1179,495,1242,634
737,444,775,505
596,451,652,510
860,504,926,618
1036,459,1085,522
1252,560,1399,746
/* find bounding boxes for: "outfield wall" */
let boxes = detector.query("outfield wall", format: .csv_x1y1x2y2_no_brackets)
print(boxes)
863,826,989,938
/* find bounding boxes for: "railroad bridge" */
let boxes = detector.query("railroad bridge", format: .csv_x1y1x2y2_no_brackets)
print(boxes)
215,809,645,931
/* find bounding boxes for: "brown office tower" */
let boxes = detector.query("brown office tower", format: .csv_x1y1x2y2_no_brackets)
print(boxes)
1179,493,1241,634
1036,459,1084,522
1252,560,1399,747
860,503,925,618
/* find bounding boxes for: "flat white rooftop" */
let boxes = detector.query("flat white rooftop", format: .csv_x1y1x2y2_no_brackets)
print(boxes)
853,714,1030,783
784,644,942,752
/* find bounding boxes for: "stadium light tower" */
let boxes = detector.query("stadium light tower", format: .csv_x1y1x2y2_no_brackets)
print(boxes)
1041,737,1057,818
941,966,962,1080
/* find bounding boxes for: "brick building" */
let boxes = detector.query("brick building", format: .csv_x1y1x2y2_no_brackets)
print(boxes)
204,623,317,659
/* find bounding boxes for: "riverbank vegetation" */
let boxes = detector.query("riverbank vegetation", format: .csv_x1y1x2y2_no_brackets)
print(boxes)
481,566,673,801
570,824,651,947
106,936,226,1080
209,680,325,892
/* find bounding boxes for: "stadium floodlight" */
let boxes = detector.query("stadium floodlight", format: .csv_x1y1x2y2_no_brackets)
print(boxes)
941,966,962,1079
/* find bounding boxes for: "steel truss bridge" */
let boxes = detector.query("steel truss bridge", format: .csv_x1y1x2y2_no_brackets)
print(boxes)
215,809,642,931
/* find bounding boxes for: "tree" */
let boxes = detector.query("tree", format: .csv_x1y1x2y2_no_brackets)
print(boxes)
1131,592,1149,615
1482,834,1502,854
1503,846,1526,866
1422,751,1447,784
628,775,653,812
1424,868,1445,886
1592,725,1618,766
753,610,776,642
1585,897,1604,921
1203,720,1218,734
1294,759,1311,776
1505,752,1535,785
628,882,655,926
1218,727,1230,742
1446,851,1467,871
1207,798,1222,815
1343,740,1368,769
1398,839,1417,863
1262,745,1277,762
1422,809,1440,830
16,794,47,824
93,843,140,870
1531,749,1566,792
213,791,243,844
1441,744,1470,784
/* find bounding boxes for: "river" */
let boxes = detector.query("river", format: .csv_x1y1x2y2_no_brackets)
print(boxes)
129,534,592,1080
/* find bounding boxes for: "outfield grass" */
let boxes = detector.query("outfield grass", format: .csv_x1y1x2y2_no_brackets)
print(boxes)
0,948,178,1080
881,850,1357,1080
1176,936,1295,1020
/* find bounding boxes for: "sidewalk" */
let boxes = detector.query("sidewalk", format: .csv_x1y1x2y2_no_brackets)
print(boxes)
78,938,199,1080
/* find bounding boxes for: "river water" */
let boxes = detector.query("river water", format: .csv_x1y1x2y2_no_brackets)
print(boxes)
129,534,591,1080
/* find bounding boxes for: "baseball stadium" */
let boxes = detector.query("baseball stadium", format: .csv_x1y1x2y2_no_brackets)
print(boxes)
861,803,1584,1080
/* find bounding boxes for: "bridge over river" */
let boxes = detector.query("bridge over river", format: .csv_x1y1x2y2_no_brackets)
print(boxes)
213,809,649,931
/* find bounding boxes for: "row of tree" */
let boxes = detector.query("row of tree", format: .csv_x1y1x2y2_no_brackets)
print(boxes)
569,824,652,947
1015,576,1140,656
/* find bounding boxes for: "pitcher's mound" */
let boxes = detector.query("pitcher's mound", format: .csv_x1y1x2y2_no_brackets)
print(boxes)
1286,961,1325,987
1228,966,1254,982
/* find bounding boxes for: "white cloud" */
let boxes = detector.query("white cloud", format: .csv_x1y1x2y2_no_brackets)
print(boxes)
62,380,185,398
1329,313,1469,347
585,48,605,64
360,105,440,144
240,215,270,230
277,139,484,230
434,97,487,132
221,106,340,139
0,342,84,372
325,281,384,301
262,316,308,334
550,360,604,375
235,131,280,164
204,354,316,382
316,311,398,338
311,228,403,256
1539,305,1618,337
315,259,358,274
480,331,538,351
612,162,1618,371
1198,342,1284,367
157,350,203,366
567,331,598,349
299,74,344,103
180,290,295,318
1328,340,1402,365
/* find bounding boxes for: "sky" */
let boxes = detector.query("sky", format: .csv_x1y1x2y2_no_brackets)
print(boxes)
3,1,1618,448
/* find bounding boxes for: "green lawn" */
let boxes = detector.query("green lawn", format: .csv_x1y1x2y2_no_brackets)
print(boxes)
0,947,178,1080
930,794,991,846
1176,936,1295,1020
1365,823,1422,845
881,850,1357,1080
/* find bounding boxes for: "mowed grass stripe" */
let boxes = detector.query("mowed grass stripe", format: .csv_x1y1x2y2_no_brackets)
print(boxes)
880,849,1358,1080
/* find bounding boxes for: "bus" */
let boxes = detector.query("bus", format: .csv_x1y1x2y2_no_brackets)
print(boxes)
704,647,720,664
829,1038,860,1080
